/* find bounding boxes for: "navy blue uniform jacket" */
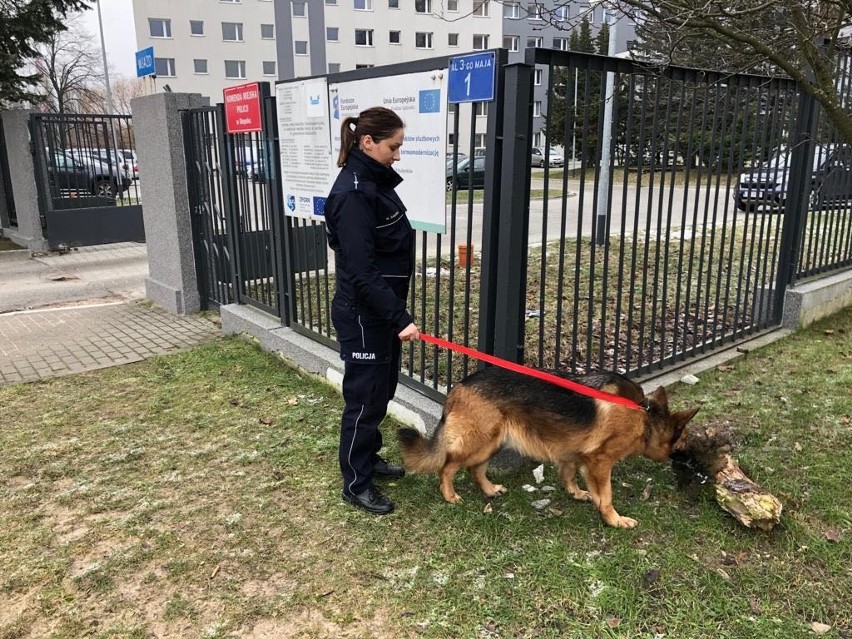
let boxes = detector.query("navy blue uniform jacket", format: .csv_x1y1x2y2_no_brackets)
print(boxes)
324,148,415,334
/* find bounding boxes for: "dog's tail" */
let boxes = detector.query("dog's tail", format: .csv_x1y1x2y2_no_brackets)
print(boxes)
397,419,447,472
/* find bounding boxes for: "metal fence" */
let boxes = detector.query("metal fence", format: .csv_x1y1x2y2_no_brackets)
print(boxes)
184,48,852,399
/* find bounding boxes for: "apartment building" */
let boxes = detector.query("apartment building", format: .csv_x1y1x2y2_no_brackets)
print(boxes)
132,0,278,99
131,0,633,148
274,0,633,149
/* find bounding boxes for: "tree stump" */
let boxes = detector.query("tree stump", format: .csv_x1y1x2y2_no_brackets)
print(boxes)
671,423,783,531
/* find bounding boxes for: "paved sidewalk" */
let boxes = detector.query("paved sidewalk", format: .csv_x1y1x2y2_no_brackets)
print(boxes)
0,301,220,387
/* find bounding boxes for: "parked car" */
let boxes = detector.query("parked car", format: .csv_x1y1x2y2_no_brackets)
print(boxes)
47,150,132,198
734,144,852,212
119,149,140,179
531,147,564,168
445,152,467,169
446,156,486,191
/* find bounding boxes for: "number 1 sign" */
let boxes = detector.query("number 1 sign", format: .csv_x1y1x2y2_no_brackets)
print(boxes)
448,51,496,104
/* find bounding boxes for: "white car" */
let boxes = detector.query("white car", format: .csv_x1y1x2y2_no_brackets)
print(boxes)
531,147,564,168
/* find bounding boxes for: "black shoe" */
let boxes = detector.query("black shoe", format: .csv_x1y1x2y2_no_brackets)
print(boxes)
373,457,406,478
342,487,395,515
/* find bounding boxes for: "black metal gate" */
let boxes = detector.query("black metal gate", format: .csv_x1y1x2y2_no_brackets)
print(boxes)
30,113,144,249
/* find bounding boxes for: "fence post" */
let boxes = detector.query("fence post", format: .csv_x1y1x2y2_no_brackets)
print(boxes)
131,92,207,315
774,89,820,319
0,110,48,252
490,61,534,364
261,90,293,325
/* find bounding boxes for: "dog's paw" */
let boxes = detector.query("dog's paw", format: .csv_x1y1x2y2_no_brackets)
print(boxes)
483,484,507,497
444,492,463,504
611,515,639,528
569,489,591,502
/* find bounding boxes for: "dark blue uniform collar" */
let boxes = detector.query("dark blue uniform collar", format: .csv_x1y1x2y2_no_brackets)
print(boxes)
345,147,404,190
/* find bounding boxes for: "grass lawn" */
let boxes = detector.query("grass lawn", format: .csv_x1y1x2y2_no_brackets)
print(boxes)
1,309,850,638
0,236,23,251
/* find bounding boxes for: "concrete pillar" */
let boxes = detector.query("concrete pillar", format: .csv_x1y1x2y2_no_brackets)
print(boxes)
131,92,206,315
0,110,48,252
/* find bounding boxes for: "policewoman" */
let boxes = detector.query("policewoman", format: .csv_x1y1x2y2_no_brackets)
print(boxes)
324,106,420,515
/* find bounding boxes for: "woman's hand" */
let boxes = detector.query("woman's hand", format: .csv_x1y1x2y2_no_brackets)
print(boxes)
398,323,420,342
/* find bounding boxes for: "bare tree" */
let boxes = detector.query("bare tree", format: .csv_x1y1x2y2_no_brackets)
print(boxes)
448,2,851,143
31,14,104,113
607,0,852,143
79,77,149,115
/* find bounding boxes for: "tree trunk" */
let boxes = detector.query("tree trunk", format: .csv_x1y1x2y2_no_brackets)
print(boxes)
712,454,783,532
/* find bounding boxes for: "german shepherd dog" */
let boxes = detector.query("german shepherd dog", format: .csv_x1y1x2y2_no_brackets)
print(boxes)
398,367,699,528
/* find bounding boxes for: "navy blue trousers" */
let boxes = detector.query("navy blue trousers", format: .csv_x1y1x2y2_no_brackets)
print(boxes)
339,338,401,496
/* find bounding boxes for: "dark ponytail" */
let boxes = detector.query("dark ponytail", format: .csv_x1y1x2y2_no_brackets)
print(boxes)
337,106,404,167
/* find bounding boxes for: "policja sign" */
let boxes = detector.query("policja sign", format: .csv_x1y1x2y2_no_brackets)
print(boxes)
224,82,269,134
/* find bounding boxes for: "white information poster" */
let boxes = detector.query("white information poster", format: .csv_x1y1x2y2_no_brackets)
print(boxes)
275,77,335,219
329,70,449,233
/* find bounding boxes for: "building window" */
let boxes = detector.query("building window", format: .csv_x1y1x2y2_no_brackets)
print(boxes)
222,22,244,42
389,0,399,7
534,68,542,85
528,2,542,20
415,32,433,48
355,29,374,46
474,133,485,150
533,131,542,147
329,63,341,72
448,133,455,144
194,59,208,74
415,0,431,12
503,2,520,18
154,57,175,77
224,60,246,79
503,35,519,52
553,37,569,51
472,34,489,50
263,61,276,76
473,0,489,16
294,40,308,55
527,36,542,48
447,0,458,9
555,5,569,20
389,30,401,44
533,101,542,117
448,33,459,46
148,18,171,38
326,0,337,4
354,0,372,9
292,1,306,16
475,102,488,117
219,0,240,3
261,24,274,39
356,64,374,69
189,20,204,36
327,27,339,41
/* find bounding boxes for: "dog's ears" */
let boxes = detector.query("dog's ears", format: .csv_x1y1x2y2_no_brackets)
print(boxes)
648,385,668,408
676,406,700,428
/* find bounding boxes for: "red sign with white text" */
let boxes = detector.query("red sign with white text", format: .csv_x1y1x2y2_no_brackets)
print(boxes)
224,83,263,133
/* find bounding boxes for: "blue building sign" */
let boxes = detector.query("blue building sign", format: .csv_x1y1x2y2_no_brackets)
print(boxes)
448,51,496,104
135,47,155,78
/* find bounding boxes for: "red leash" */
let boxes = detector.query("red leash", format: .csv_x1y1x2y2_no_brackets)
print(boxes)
419,333,644,411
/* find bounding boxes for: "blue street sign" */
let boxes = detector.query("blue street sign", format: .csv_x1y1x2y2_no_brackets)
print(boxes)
136,47,156,78
448,51,496,104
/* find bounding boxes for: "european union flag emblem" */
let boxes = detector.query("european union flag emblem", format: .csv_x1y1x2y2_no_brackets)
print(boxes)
313,196,327,216
419,89,441,114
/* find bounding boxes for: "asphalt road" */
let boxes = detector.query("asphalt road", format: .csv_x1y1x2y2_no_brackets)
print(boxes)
0,243,148,314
